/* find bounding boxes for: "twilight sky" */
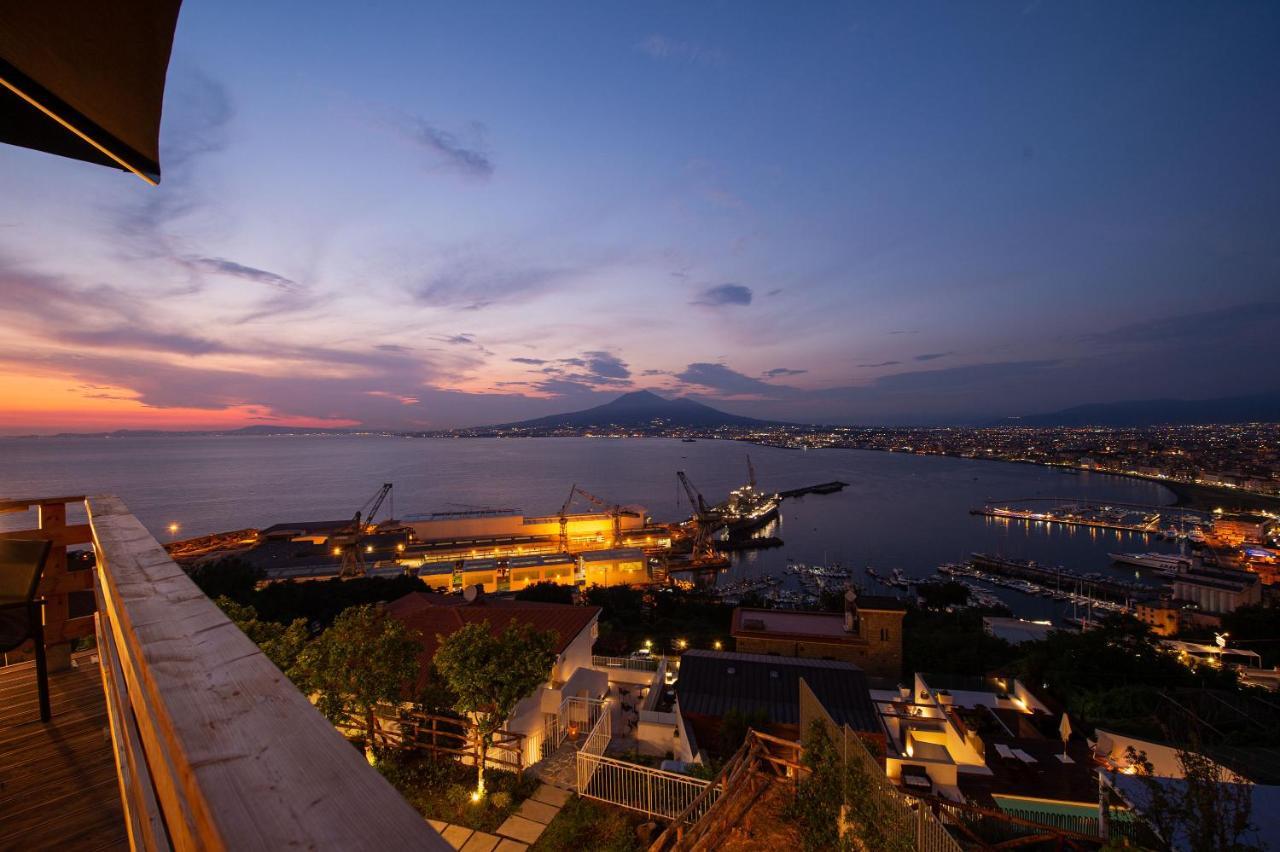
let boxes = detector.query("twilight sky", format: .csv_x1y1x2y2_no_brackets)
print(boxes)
2,1,1279,433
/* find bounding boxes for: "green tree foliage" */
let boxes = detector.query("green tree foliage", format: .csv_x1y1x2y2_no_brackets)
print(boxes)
1017,615,1238,734
293,604,422,748
788,719,914,852
186,557,263,602
1125,746,1259,852
432,620,559,795
587,585,733,655
514,581,575,605
1217,603,1280,667
717,708,769,757
247,575,425,628
903,607,1019,677
215,597,309,672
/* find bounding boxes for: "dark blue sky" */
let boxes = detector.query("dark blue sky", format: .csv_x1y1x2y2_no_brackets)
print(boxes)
1,1,1277,430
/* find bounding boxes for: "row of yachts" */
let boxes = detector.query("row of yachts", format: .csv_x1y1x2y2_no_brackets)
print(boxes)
936,562,1129,613
715,555,1136,616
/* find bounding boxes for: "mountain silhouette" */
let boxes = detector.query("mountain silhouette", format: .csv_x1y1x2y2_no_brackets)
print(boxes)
503,390,775,428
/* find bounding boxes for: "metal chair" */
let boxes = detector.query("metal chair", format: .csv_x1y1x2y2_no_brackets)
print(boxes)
0,539,53,721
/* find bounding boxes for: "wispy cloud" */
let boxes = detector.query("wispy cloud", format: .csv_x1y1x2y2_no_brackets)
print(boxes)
858,360,901,368
914,351,953,362
636,34,726,66
763,367,806,378
394,115,494,178
183,256,297,291
414,262,572,311
692,283,752,307
511,357,547,366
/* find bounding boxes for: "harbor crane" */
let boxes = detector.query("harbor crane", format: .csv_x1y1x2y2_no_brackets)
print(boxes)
336,482,394,579
557,483,577,552
676,471,720,562
572,485,639,549
747,454,757,490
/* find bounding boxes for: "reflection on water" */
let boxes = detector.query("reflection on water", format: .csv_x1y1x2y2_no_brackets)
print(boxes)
0,435,1180,621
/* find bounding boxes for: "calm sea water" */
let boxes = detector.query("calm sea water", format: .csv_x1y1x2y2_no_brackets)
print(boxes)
0,435,1181,621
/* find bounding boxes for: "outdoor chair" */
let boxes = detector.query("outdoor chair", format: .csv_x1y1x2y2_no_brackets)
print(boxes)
0,539,54,721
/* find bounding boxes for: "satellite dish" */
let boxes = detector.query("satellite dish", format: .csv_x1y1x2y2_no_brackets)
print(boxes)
463,584,481,603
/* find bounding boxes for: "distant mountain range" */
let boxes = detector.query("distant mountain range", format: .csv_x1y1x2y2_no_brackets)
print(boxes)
1006,391,1280,428
498,390,776,429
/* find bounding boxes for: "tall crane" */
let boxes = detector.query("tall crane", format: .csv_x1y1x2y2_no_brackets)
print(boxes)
746,454,757,490
558,483,577,552
675,471,719,562
573,485,639,549
337,482,393,579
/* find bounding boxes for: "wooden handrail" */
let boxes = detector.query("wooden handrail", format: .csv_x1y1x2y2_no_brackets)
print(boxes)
86,495,449,850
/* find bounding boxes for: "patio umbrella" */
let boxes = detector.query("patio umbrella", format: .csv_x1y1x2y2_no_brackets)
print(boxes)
1059,712,1073,757
0,1,184,184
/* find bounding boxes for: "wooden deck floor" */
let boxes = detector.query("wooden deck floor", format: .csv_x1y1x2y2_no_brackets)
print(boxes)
0,653,127,851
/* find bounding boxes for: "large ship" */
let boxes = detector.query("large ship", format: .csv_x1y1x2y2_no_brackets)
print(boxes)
723,455,780,537
1108,552,1193,577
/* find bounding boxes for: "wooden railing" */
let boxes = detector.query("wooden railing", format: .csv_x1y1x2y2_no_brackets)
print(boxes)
335,707,527,774
649,730,802,852
0,495,95,669
4,495,450,851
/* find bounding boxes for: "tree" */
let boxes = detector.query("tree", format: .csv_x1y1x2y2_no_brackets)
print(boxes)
186,557,262,602
216,597,309,672
1125,745,1258,852
514,581,575,605
433,620,558,798
789,719,914,852
293,604,422,752
717,708,769,756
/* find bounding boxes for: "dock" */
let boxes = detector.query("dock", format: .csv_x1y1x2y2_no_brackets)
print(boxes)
970,553,1155,604
970,505,1161,535
778,481,848,499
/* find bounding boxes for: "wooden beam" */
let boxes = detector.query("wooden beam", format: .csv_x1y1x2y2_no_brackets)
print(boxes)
0,495,87,512
0,524,93,548
87,495,450,851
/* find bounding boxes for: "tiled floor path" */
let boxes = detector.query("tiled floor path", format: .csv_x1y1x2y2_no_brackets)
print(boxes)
428,783,573,851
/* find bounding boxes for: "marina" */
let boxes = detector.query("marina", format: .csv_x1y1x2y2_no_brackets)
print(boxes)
1,435,1191,625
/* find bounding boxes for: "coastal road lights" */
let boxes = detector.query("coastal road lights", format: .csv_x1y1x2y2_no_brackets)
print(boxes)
167,521,180,536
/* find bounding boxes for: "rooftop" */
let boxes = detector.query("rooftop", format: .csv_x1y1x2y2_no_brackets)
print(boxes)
675,649,879,733
579,548,646,562
731,600,905,642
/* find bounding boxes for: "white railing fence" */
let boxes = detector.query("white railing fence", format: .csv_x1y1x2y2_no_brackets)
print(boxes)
547,695,608,756
592,654,661,672
577,752,717,823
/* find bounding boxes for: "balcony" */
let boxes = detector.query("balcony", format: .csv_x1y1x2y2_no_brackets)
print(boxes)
0,495,449,850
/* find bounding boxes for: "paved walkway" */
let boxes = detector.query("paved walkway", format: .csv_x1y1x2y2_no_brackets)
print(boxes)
529,741,579,788
428,784,573,851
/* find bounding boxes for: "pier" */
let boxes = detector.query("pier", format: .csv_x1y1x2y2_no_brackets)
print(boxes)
970,553,1156,604
970,500,1163,535
778,480,848,499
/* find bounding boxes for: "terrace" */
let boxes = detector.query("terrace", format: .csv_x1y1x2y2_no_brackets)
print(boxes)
0,495,449,850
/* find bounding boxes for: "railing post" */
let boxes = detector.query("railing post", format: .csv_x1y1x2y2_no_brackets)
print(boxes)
39,500,72,671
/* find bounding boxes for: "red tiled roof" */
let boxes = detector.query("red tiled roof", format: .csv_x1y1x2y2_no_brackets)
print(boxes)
385,592,601,689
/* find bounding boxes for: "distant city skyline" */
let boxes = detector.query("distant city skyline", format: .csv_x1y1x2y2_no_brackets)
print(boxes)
2,2,1279,434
